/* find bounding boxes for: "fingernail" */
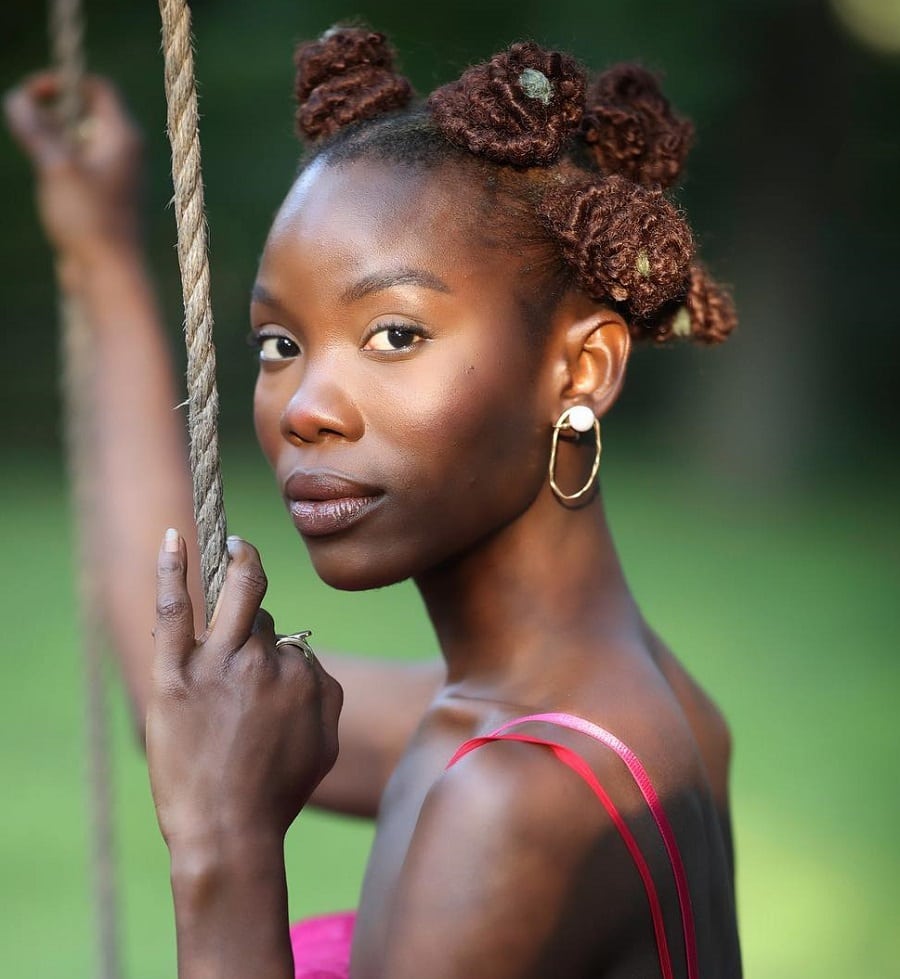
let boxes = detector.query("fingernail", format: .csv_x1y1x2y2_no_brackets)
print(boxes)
226,535,240,556
164,528,179,553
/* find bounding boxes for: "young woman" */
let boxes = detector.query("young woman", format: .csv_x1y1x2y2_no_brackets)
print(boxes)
6,27,741,978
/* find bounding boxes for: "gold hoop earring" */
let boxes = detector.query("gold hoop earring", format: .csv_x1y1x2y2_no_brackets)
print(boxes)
548,406,602,504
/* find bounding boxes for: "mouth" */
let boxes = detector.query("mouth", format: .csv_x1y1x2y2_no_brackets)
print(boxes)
283,471,385,538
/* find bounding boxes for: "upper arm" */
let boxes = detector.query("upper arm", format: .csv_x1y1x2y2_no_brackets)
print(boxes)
372,740,627,979
309,655,443,817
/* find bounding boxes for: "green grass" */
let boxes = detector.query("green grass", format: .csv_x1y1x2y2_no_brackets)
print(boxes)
1,447,897,978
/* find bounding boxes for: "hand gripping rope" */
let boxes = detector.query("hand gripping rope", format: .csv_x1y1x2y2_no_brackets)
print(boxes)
51,1,227,975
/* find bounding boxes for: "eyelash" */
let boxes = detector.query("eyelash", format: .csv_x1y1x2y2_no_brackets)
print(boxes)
246,331,300,362
363,322,431,352
246,322,432,361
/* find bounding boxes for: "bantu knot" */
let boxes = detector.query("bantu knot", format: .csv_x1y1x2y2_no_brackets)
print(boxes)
541,174,694,319
427,42,586,167
634,264,737,345
675,263,737,344
294,26,413,142
580,64,693,189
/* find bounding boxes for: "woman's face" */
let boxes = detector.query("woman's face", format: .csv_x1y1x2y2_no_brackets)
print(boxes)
252,157,558,590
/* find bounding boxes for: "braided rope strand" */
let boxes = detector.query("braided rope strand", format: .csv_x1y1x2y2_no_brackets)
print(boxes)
49,2,122,977
50,0,84,125
158,0,227,618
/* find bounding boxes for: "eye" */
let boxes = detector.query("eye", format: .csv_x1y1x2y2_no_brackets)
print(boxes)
249,332,300,362
363,324,429,353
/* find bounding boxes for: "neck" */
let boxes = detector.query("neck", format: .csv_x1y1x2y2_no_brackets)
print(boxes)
415,486,642,705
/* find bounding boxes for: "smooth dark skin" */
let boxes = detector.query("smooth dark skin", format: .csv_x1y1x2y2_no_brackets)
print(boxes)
7,75,741,977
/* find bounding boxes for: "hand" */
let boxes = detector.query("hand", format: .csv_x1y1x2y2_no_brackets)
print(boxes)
147,531,342,850
4,73,143,266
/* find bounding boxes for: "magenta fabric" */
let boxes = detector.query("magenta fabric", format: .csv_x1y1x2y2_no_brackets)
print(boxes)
290,910,354,979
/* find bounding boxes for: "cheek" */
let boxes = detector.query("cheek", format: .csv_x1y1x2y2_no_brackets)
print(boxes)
386,352,547,522
455,377,546,505
253,377,281,467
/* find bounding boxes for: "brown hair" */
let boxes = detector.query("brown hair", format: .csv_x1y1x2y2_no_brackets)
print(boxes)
292,27,736,346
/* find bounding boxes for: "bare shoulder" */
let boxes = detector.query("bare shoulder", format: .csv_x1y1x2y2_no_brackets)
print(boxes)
378,736,646,979
646,631,733,805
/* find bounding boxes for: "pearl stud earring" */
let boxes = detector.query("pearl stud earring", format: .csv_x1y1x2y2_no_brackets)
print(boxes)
566,404,596,433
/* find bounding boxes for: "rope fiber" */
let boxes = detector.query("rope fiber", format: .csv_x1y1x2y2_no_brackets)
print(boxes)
158,0,227,619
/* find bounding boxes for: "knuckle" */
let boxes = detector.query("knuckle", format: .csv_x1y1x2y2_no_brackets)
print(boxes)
254,608,275,634
230,639,274,678
156,595,190,623
152,664,188,701
234,563,268,599
244,634,272,658
324,673,344,707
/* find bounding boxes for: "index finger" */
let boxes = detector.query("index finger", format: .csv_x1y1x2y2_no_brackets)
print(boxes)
155,528,196,671
206,537,269,653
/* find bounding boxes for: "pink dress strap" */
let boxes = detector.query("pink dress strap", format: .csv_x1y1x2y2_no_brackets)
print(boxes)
446,712,699,979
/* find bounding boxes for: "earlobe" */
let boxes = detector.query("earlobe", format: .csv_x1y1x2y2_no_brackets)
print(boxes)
562,308,631,418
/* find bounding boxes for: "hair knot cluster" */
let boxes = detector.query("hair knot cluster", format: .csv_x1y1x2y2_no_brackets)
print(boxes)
580,64,693,189
290,28,737,346
541,175,694,319
294,26,413,142
427,42,586,167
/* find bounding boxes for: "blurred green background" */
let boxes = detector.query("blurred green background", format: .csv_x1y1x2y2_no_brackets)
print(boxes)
1,1,898,977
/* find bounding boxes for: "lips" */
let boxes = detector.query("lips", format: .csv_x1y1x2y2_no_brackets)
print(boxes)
283,471,384,537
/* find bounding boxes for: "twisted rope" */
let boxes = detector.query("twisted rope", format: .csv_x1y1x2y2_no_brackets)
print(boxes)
50,3,122,978
50,0,84,127
158,0,227,619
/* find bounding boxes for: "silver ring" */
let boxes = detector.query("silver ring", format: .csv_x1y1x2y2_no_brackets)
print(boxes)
275,630,315,663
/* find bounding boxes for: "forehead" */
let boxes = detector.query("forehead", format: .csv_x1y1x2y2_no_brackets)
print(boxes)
262,157,498,291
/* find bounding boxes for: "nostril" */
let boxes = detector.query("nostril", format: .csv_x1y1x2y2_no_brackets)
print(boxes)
289,429,314,445
283,422,347,446
281,405,363,445
278,368,364,444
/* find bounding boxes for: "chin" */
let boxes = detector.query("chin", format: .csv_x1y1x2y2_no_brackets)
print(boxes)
303,538,416,592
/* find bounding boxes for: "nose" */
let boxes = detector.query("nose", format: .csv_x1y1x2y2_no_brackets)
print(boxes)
280,364,364,446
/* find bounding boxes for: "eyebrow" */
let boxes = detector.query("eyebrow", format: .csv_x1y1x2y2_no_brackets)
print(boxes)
250,268,452,313
340,268,452,304
250,282,287,311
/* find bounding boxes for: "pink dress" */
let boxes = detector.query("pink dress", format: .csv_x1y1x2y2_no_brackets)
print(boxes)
289,911,355,979
288,712,697,979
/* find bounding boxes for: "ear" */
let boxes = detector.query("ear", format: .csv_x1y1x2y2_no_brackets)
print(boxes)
556,300,631,419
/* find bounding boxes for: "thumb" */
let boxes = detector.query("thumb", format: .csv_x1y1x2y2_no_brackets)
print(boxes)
154,528,196,673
